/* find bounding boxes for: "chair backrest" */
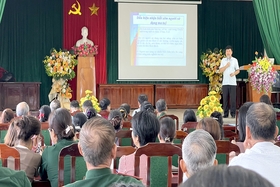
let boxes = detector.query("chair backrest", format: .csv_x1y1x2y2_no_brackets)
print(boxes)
41,122,51,146
181,122,198,133
160,114,179,130
134,143,183,187
58,143,84,187
114,146,136,169
0,144,20,170
174,130,188,144
0,123,9,143
215,140,240,164
116,130,133,146
122,121,132,129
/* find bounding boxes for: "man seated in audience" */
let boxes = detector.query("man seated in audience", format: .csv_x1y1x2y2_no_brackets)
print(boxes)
180,165,274,187
180,129,217,181
16,102,30,117
156,99,167,119
50,99,61,112
82,100,93,114
70,100,81,115
65,117,144,187
132,94,148,116
229,102,280,187
0,167,31,187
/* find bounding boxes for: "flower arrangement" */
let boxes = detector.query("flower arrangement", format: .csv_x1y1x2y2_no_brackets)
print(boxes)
200,48,224,99
80,90,101,112
43,48,77,80
197,91,223,118
72,43,98,57
51,78,73,99
248,52,278,94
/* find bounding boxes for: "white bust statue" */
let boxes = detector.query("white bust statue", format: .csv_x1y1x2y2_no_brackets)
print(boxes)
75,26,94,47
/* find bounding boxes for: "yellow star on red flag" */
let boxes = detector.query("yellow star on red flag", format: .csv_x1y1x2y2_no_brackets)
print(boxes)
89,3,99,16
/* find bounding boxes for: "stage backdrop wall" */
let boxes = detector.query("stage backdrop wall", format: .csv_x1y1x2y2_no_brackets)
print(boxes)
106,0,263,84
0,0,62,106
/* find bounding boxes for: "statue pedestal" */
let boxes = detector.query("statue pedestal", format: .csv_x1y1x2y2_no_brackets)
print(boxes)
76,56,96,102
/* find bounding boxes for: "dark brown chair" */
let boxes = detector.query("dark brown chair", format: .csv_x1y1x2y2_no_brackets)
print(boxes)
160,114,179,130
0,143,20,170
181,122,198,133
134,143,183,187
174,130,188,144
122,121,132,129
215,140,240,164
116,130,133,146
58,143,83,187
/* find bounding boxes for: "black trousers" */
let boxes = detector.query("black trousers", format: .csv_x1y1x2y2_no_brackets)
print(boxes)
222,85,237,117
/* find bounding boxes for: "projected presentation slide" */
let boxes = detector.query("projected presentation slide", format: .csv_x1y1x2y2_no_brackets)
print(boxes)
130,13,186,66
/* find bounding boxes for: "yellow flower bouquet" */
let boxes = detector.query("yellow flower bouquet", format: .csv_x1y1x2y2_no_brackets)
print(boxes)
197,91,223,118
80,90,101,112
200,48,224,98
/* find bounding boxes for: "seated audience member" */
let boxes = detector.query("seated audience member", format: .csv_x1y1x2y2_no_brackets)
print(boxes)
120,103,132,121
140,101,154,113
183,109,197,123
231,102,254,153
109,110,123,133
180,130,217,180
72,112,87,132
180,165,274,187
118,106,129,121
64,117,144,187
260,94,280,112
210,111,224,139
70,100,81,115
118,111,160,185
85,107,97,120
8,116,41,182
82,100,93,113
156,99,167,119
132,94,148,116
38,105,51,122
229,102,280,187
50,99,61,112
0,167,32,187
16,102,30,117
0,108,15,123
4,122,18,146
196,117,221,140
40,108,84,187
158,117,175,143
98,98,111,119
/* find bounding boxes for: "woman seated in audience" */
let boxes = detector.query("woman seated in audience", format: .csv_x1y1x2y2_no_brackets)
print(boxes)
158,117,175,143
85,107,97,120
4,121,18,146
38,105,51,122
260,94,280,112
196,117,221,140
119,106,129,121
40,108,84,187
183,109,197,123
120,103,132,121
8,116,42,182
72,112,87,132
109,109,123,133
210,111,224,139
0,108,15,123
140,101,155,113
98,98,111,119
231,102,254,153
118,111,160,185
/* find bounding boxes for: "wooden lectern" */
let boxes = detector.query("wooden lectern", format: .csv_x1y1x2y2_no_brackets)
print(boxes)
76,56,96,102
240,65,280,102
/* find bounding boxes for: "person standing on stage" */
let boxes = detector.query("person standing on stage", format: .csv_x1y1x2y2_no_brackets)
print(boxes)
219,45,240,118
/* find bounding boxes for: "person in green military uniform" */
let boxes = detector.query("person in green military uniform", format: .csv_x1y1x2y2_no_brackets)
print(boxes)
65,117,144,187
40,108,86,187
0,167,31,187
156,99,167,119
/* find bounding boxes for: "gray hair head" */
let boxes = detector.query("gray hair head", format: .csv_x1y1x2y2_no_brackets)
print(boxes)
246,102,276,141
16,102,30,117
79,117,115,167
156,99,167,113
50,99,61,112
182,129,217,176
